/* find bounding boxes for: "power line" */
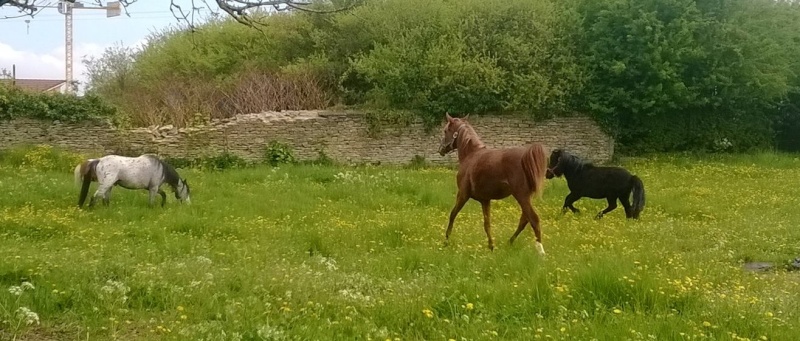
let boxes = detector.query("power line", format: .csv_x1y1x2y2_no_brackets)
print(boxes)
0,15,182,22
1,8,209,19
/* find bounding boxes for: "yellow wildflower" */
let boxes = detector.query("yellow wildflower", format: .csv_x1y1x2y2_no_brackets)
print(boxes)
422,309,433,318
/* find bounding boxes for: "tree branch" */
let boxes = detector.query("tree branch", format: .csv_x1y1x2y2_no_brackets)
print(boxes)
1,0,356,26
0,0,41,18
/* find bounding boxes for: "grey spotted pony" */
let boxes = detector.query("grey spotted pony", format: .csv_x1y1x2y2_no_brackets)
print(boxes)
74,154,191,208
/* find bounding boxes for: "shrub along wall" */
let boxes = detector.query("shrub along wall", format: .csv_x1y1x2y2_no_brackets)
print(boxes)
7,0,794,154
0,84,116,122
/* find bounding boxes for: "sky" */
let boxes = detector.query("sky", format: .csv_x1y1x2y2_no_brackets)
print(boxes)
0,0,214,90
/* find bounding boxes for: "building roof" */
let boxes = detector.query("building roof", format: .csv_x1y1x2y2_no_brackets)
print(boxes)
0,78,67,92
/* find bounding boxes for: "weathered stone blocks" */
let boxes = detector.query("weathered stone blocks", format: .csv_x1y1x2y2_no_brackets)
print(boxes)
0,111,614,165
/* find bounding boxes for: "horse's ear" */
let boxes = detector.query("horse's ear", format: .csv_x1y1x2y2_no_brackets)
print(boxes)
445,112,453,122
463,113,470,121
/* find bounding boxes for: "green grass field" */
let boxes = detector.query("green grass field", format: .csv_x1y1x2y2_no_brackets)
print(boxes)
1,145,799,341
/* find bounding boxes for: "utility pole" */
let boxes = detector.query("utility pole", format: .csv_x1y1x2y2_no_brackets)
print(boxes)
54,1,122,94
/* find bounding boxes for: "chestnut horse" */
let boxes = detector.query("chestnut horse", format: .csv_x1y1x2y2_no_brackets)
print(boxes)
438,113,549,255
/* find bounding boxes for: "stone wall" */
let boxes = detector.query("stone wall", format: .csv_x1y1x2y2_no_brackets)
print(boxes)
0,111,614,165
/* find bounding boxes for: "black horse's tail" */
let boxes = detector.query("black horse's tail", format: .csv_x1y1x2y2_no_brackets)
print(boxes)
78,159,99,208
630,175,645,219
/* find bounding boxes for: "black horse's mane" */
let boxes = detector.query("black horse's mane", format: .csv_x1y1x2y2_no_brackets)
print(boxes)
557,150,594,174
160,160,182,189
144,154,183,189
163,160,189,195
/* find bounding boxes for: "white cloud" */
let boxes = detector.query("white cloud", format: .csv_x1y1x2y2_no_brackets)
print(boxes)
0,41,109,92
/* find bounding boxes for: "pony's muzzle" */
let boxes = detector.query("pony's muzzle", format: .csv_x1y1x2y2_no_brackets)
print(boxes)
438,140,452,156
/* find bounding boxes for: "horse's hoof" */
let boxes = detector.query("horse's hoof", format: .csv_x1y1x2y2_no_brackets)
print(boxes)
535,242,546,256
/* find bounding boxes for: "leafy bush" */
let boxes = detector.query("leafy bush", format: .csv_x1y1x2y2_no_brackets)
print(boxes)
201,153,251,171
164,153,251,171
309,150,335,166
775,90,800,152
405,155,428,169
0,85,116,123
572,0,800,153
79,0,800,154
264,141,297,166
343,0,583,122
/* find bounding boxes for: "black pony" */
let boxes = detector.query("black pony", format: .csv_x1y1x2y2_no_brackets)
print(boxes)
546,149,645,219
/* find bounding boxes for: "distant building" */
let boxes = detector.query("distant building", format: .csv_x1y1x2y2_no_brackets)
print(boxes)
0,78,69,93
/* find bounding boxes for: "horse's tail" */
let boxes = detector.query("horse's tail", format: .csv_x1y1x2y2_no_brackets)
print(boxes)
78,159,98,208
522,143,549,199
73,163,83,187
630,175,645,219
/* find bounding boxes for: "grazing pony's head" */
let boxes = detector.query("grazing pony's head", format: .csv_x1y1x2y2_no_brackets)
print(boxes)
438,112,470,156
159,158,191,204
176,178,191,204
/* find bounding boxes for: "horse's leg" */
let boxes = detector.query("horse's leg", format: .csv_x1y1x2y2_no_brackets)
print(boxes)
562,192,581,214
148,187,158,207
619,195,633,219
90,184,112,208
596,197,618,219
509,213,528,245
102,187,112,206
445,191,469,245
158,189,167,208
480,200,494,251
513,192,545,256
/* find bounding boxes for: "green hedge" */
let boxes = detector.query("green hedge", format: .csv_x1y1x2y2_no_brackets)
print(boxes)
0,84,116,122
84,0,800,154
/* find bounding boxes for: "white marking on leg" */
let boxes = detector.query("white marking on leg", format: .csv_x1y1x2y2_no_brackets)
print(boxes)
535,242,546,256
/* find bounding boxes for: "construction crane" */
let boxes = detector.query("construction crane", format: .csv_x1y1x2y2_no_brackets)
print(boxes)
54,1,122,94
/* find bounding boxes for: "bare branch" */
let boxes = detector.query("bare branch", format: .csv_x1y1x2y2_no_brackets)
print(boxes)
0,0,47,18
0,0,37,12
1,0,357,27
283,1,352,14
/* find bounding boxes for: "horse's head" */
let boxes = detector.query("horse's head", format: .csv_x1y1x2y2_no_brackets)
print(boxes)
438,112,470,156
546,149,564,179
176,178,191,204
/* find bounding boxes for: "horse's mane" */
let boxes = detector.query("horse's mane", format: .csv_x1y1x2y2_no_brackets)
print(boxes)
557,150,594,174
160,160,182,189
455,121,486,155
144,154,181,189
